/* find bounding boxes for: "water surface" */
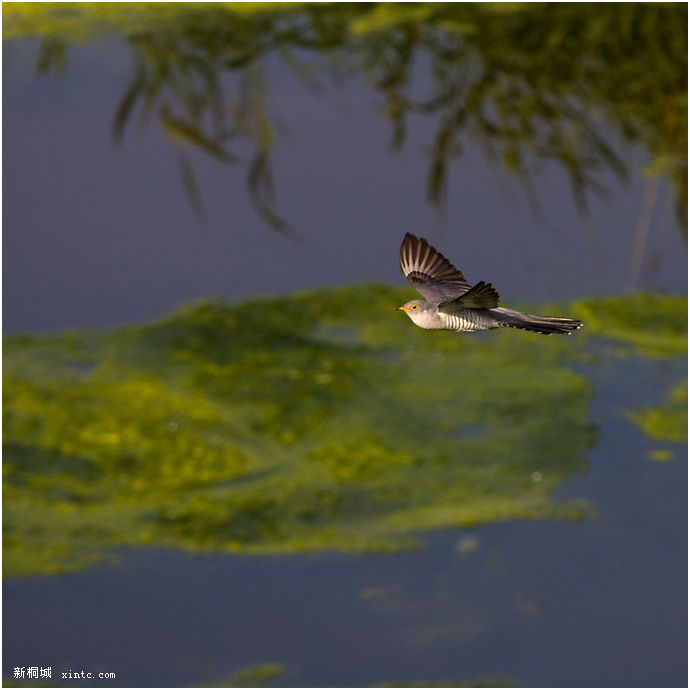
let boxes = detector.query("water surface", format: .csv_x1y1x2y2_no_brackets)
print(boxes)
3,5,687,688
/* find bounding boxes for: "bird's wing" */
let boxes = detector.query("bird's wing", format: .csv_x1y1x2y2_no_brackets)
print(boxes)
438,280,500,312
399,233,472,305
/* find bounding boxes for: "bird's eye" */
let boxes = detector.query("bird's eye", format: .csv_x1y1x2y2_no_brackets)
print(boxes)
411,304,418,310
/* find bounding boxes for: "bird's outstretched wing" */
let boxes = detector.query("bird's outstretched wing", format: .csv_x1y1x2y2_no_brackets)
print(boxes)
399,233,472,305
438,280,500,311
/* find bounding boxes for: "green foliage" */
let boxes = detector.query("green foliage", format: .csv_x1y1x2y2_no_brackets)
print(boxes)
4,3,686,229
4,284,597,578
572,294,687,356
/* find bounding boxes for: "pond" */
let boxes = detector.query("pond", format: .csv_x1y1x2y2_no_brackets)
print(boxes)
3,4,688,688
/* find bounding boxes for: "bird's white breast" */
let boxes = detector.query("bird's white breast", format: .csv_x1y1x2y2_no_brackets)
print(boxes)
439,310,494,332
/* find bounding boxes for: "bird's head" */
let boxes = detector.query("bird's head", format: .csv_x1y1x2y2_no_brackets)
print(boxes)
396,300,434,326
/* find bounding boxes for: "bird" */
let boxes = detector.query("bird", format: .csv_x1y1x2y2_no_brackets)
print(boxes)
396,233,582,335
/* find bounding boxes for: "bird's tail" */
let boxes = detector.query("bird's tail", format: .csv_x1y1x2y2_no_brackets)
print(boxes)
492,307,583,335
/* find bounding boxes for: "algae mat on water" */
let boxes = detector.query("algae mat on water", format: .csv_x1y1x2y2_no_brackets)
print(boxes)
5,286,684,578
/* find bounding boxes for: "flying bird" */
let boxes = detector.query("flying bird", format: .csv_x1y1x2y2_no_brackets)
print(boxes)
397,233,582,335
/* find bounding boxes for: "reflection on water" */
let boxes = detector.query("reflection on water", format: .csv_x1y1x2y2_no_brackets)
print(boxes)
5,3,687,230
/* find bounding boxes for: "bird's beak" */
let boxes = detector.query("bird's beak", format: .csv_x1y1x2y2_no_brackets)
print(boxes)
396,305,407,312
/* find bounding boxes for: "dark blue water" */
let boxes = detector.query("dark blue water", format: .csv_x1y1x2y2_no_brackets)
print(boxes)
4,354,686,687
4,38,685,335
3,30,687,689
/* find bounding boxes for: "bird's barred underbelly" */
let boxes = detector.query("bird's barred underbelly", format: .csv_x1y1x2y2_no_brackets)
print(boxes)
438,309,497,332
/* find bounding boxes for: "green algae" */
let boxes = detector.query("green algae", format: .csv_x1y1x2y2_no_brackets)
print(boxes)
4,284,604,578
4,289,687,578
632,379,688,445
572,294,687,356
569,294,687,450
221,663,285,688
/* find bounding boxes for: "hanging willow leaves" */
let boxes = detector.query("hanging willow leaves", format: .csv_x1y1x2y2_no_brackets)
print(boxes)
160,105,237,164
